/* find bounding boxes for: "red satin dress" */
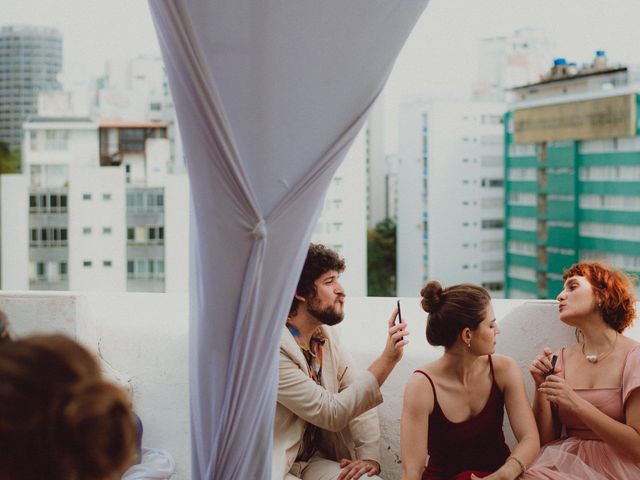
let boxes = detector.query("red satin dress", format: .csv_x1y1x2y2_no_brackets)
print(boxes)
416,356,511,480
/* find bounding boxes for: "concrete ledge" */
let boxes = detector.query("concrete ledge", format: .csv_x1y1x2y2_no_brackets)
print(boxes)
2,292,638,479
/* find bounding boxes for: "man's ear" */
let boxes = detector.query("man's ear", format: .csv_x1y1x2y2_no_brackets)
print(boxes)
294,294,306,303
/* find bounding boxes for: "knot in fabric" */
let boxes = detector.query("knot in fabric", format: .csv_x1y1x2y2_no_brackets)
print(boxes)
252,219,267,240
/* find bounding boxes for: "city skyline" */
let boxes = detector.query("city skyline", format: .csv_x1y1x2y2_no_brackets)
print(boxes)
4,1,640,91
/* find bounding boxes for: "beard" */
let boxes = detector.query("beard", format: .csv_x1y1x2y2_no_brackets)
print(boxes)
307,297,344,326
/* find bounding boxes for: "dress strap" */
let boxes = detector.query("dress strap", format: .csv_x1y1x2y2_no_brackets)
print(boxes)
488,354,495,379
413,369,438,403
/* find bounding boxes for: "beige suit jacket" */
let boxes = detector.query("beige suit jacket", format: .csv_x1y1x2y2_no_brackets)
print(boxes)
272,325,383,479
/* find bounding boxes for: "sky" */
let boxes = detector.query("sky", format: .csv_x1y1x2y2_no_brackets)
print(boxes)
5,0,640,149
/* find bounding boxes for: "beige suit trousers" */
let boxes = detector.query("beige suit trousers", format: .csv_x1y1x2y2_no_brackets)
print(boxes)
287,453,383,480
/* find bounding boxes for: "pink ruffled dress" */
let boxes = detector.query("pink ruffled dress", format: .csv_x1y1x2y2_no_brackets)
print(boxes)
523,345,640,479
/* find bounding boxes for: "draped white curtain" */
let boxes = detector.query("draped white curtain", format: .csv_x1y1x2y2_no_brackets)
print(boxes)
148,1,429,478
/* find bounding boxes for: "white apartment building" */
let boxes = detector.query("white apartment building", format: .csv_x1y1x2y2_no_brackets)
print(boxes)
97,56,185,173
0,116,188,292
474,28,555,102
312,130,367,296
397,99,505,297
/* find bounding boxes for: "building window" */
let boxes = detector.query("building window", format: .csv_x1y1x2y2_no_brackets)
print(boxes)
127,260,134,276
103,227,112,235
103,260,112,267
127,228,134,241
102,193,112,201
36,262,46,278
61,228,67,243
120,128,145,152
481,219,504,229
59,262,67,278
481,260,504,272
82,193,92,200
60,195,67,209
481,178,504,188
159,226,164,240
30,228,37,245
148,227,156,240
482,281,503,291
83,260,92,267
82,227,92,235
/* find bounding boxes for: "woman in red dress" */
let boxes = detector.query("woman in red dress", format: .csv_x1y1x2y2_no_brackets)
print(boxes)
400,281,539,480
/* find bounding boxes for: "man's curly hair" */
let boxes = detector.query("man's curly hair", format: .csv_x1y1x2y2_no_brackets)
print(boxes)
289,244,346,317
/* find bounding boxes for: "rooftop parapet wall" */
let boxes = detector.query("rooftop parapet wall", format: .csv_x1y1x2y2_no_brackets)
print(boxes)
1,292,639,479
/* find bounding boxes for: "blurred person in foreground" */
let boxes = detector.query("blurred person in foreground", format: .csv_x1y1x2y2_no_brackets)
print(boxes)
0,309,13,343
0,334,138,480
400,281,539,480
273,243,408,480
525,261,640,479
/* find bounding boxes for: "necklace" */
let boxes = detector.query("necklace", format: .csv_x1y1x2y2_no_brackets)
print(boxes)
582,332,618,363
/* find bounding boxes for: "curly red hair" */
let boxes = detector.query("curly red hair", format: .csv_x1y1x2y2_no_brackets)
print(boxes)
563,261,637,332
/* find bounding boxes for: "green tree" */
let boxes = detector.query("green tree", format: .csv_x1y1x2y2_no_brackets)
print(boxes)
0,142,20,174
367,217,396,296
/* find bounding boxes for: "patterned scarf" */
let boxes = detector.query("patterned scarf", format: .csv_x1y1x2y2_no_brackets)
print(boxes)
286,322,327,461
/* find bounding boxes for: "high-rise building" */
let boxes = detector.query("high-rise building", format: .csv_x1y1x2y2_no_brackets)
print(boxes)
96,56,185,173
0,115,188,292
474,28,554,102
504,54,640,298
312,130,367,296
365,97,392,228
0,25,63,149
397,99,505,297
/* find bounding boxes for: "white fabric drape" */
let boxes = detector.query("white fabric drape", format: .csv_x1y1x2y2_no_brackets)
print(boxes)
148,1,429,478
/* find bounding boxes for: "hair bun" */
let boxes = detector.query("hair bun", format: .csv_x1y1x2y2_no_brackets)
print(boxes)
421,281,444,313
59,381,136,478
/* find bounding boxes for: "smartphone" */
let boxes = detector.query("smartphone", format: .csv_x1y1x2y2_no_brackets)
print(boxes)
396,300,402,325
545,354,558,377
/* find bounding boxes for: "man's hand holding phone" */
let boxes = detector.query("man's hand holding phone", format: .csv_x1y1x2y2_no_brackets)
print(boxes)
383,301,409,363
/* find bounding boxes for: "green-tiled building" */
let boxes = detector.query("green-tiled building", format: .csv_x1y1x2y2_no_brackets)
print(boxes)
504,64,640,298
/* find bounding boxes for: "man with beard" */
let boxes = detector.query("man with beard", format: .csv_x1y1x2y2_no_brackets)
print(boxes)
273,244,408,480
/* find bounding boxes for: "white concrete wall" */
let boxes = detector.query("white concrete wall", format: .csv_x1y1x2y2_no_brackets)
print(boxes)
366,97,388,229
23,122,99,169
164,174,189,292
126,154,147,185
428,101,505,292
0,174,29,289
0,291,190,478
145,138,170,186
397,100,506,297
312,129,367,296
68,165,126,291
397,100,427,296
3,293,639,479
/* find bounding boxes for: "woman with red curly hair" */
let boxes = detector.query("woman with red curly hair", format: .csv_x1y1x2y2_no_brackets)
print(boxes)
524,261,640,479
